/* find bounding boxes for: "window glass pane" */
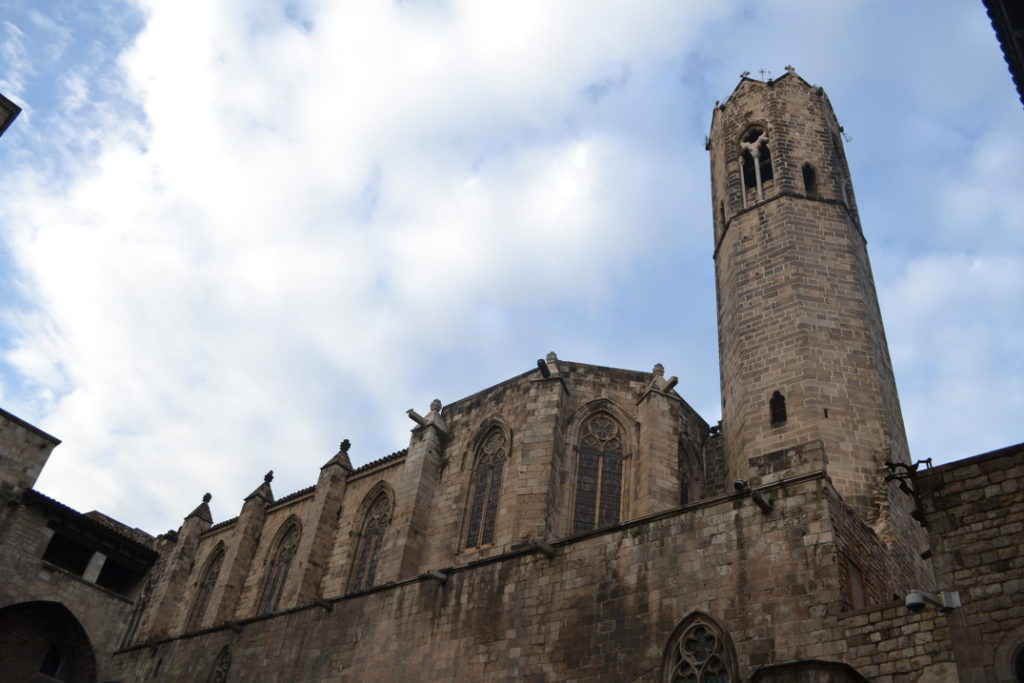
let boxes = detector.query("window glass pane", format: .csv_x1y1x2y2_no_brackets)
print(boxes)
599,452,622,527
573,447,599,532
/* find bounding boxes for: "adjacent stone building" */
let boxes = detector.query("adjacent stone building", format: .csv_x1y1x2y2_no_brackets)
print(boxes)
1,70,1021,682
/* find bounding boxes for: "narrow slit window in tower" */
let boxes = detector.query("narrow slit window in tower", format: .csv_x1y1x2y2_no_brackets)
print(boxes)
769,391,787,427
802,163,817,195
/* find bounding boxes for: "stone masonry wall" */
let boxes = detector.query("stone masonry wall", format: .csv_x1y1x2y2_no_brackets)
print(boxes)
839,601,957,682
918,443,1024,682
114,470,850,682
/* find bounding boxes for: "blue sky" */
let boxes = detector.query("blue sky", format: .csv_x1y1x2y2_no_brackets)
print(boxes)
1,0,1021,533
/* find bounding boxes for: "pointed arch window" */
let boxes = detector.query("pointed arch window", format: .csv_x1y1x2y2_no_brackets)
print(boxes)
572,414,625,533
121,571,158,647
185,543,225,632
208,645,231,683
662,613,738,683
258,520,300,615
350,491,390,592
465,427,507,549
739,126,773,206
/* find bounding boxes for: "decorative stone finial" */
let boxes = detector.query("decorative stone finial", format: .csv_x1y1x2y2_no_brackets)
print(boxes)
323,439,354,471
264,470,274,484
187,492,215,523
784,65,795,74
430,399,442,413
653,363,665,376
740,70,750,79
546,351,557,363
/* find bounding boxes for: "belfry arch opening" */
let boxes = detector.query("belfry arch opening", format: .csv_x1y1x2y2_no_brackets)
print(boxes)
739,125,773,206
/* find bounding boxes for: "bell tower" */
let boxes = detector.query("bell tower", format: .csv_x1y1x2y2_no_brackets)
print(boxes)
708,69,912,522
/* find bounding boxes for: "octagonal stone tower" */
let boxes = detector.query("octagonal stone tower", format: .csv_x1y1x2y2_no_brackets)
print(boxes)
708,70,911,525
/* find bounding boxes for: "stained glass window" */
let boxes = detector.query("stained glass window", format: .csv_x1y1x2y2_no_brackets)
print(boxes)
208,645,231,683
259,521,300,615
351,492,390,592
465,428,507,549
185,544,225,632
572,414,624,533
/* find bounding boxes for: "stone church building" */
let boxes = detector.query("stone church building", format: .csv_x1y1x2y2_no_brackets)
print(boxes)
1,71,1022,682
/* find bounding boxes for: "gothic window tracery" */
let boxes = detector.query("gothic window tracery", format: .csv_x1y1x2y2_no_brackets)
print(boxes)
662,613,738,683
121,569,158,647
185,543,225,632
350,491,390,592
208,645,231,683
572,413,625,533
258,520,300,615
465,427,507,549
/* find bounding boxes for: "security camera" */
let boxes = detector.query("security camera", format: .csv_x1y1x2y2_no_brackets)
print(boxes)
905,590,961,613
734,480,749,492
905,591,927,613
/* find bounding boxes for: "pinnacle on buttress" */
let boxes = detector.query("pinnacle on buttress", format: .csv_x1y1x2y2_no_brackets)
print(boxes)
186,492,213,523
322,439,354,472
245,471,275,504
544,351,561,377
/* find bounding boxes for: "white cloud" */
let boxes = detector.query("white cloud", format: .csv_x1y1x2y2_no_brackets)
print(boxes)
0,0,1021,531
1,20,34,95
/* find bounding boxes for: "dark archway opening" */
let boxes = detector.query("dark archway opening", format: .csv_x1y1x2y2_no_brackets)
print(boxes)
0,601,97,683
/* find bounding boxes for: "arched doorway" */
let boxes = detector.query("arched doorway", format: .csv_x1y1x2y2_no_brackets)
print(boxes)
0,601,97,682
